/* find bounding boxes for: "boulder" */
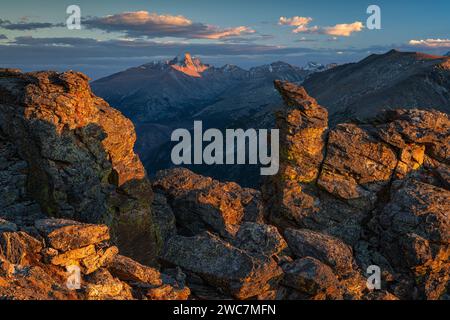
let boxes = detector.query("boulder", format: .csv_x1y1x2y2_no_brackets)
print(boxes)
161,232,283,299
154,168,264,238
282,257,340,297
318,123,397,205
85,269,133,300
377,178,449,299
35,219,109,252
108,254,162,286
284,228,354,276
232,222,287,257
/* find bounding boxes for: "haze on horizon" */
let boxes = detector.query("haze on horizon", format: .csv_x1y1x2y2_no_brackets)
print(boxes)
0,0,449,79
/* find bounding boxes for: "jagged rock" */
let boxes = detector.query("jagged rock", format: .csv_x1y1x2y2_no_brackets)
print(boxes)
154,168,264,239
146,284,191,300
232,222,287,257
0,69,157,263
0,231,43,265
85,268,133,300
274,80,328,183
263,81,328,229
0,223,190,300
377,109,450,164
282,257,341,298
161,231,282,299
82,246,118,274
318,123,397,205
35,219,109,252
284,229,354,276
108,254,162,286
377,178,449,299
50,245,97,267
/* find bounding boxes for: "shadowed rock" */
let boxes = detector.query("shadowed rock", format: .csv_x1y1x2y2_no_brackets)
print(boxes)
0,69,158,264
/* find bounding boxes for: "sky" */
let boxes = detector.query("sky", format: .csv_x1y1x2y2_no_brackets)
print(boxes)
0,0,449,79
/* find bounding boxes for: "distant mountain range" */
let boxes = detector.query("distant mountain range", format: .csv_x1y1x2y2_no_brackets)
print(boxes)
303,49,450,124
92,50,450,187
92,53,329,185
92,53,330,126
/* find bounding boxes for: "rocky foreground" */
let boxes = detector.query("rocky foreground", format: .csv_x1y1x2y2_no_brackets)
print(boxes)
0,69,448,300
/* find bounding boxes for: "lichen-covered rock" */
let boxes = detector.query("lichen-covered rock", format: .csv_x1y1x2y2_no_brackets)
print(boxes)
154,168,264,239
282,257,341,298
0,231,43,265
36,219,109,252
0,221,189,300
85,268,133,300
0,69,157,263
232,222,287,258
284,229,354,276
0,136,45,227
161,231,283,299
318,123,397,205
376,178,449,299
108,254,162,286
151,193,177,249
263,81,328,229
376,109,450,164
262,81,450,300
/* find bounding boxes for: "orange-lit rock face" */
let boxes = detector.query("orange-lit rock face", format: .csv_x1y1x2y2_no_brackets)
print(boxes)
0,219,190,300
169,53,209,77
153,168,264,238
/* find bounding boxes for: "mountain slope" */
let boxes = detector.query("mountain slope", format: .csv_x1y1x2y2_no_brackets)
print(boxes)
303,50,450,124
91,54,308,124
91,54,309,186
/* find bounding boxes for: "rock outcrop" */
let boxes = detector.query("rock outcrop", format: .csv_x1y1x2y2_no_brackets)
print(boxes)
153,168,264,239
0,67,448,300
0,219,189,300
261,80,449,300
0,68,157,264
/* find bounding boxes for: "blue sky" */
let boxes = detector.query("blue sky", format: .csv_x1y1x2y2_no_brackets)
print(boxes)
0,0,449,79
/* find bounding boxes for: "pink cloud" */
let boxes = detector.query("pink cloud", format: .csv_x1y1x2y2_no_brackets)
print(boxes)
279,16,313,27
100,11,193,26
85,11,255,40
201,26,255,40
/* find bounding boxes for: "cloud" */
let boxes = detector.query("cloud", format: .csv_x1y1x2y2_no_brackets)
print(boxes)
84,11,255,40
322,22,364,37
279,16,363,37
0,19,59,30
408,38,450,48
200,26,255,40
279,16,313,27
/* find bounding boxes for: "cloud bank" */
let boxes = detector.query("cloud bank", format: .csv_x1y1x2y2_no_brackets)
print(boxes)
279,16,363,37
84,11,255,40
409,38,450,48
